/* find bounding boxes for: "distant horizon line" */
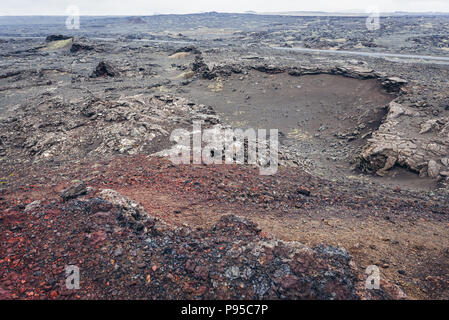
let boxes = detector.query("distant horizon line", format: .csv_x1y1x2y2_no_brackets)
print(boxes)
1,10,449,17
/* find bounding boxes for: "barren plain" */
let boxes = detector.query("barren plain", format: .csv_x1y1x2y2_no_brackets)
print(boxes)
0,13,448,300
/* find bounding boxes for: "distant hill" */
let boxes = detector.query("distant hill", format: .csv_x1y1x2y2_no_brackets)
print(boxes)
257,11,449,17
1,11,449,27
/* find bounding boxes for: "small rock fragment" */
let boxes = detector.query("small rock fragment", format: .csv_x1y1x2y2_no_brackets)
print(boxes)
91,61,117,78
24,200,42,212
427,160,441,178
59,181,87,201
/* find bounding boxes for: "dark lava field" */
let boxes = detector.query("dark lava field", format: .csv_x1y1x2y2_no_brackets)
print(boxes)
0,13,448,300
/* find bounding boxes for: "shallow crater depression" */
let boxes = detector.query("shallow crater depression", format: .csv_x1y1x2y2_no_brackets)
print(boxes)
183,70,399,181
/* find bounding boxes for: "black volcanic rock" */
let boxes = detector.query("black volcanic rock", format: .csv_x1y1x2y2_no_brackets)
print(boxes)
91,61,118,77
70,43,94,53
59,181,87,201
45,35,72,42
191,55,216,79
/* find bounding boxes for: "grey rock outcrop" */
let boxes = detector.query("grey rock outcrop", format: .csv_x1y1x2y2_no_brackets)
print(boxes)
360,101,449,180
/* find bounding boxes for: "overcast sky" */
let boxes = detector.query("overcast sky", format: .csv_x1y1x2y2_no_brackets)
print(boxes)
1,0,449,15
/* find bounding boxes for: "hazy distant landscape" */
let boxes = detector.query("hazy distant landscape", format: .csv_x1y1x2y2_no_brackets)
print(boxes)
0,11,448,301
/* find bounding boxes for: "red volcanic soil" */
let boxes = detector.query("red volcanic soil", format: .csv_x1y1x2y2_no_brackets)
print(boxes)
0,156,448,299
